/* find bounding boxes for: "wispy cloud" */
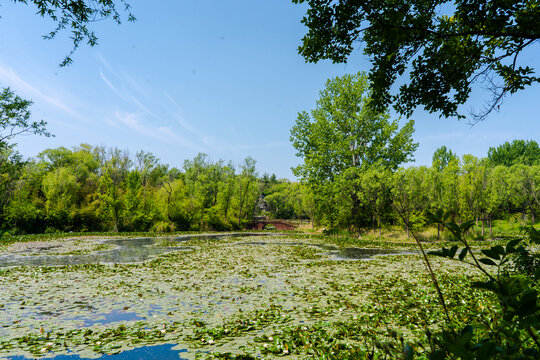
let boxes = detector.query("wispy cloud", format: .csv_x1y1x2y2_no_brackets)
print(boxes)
163,91,205,137
99,69,156,117
113,111,203,151
0,64,83,120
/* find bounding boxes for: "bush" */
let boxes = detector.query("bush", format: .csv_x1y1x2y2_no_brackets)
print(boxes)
151,221,175,233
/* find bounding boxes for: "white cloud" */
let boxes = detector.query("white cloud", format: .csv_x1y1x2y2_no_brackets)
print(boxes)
164,91,204,136
100,69,156,118
113,111,203,151
0,64,82,120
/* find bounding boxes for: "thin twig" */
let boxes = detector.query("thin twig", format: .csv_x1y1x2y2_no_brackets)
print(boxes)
393,204,451,322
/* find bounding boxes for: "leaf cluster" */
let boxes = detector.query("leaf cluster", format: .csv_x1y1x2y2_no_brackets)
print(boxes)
0,87,52,146
293,0,540,120
425,210,540,359
11,0,135,66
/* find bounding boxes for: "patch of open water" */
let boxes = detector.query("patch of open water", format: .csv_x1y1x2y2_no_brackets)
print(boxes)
0,234,412,268
0,233,271,268
5,343,189,360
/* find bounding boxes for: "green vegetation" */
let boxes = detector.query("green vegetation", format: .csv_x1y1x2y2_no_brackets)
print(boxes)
293,0,540,121
290,72,417,235
421,215,540,359
8,0,135,66
488,140,540,167
1,140,540,238
0,233,501,359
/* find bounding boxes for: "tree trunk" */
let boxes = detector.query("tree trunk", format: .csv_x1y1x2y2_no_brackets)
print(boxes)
437,223,440,240
378,214,382,238
372,216,376,235
406,224,409,239
489,214,492,237
481,218,484,236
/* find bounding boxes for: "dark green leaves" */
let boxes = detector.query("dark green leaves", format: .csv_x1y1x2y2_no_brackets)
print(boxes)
12,0,135,67
428,245,458,259
294,0,540,120
0,88,52,145
481,245,505,260
478,258,497,266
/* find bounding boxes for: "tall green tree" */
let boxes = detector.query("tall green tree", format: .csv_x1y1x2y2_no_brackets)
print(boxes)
98,147,131,232
360,166,392,237
290,72,417,233
392,166,429,239
0,145,25,227
488,139,540,166
432,146,458,172
293,0,540,121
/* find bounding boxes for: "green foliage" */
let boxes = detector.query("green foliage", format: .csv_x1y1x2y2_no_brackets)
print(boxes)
488,139,540,167
290,72,417,233
0,88,51,146
432,146,458,172
10,0,135,66
425,212,540,359
293,0,540,120
2,138,540,237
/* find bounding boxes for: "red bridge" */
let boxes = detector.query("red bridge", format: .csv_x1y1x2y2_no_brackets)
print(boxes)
245,219,296,231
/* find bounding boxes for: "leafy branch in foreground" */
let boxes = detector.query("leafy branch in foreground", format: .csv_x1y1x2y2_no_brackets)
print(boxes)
0,87,52,145
293,0,540,122
10,0,136,66
425,210,540,359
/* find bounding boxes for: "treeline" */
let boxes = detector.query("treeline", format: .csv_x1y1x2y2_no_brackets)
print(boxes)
0,144,308,234
310,143,540,238
1,140,539,236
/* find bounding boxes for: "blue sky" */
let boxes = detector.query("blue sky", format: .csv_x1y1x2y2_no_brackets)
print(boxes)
0,0,538,179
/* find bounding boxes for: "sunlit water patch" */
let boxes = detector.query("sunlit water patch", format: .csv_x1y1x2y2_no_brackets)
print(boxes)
5,343,189,360
0,233,274,268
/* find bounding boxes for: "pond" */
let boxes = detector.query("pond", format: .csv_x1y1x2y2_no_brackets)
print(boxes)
233,241,409,260
0,233,437,359
0,233,408,268
7,343,189,360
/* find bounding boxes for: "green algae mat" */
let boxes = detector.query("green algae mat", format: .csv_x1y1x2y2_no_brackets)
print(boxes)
0,234,496,359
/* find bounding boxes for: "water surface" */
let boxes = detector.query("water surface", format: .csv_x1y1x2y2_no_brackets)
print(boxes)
6,344,188,360
0,233,269,268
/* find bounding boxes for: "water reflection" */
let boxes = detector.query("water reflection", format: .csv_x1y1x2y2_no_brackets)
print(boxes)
7,343,188,360
74,309,145,326
0,233,271,268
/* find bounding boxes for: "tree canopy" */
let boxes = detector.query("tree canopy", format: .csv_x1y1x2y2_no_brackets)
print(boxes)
432,145,458,171
293,0,540,121
488,139,540,166
291,72,417,183
290,72,417,232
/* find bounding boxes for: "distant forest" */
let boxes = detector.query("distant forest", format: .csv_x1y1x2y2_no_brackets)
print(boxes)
0,140,539,235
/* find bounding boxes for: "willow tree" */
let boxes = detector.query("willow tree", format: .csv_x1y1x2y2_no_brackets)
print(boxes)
290,72,417,234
